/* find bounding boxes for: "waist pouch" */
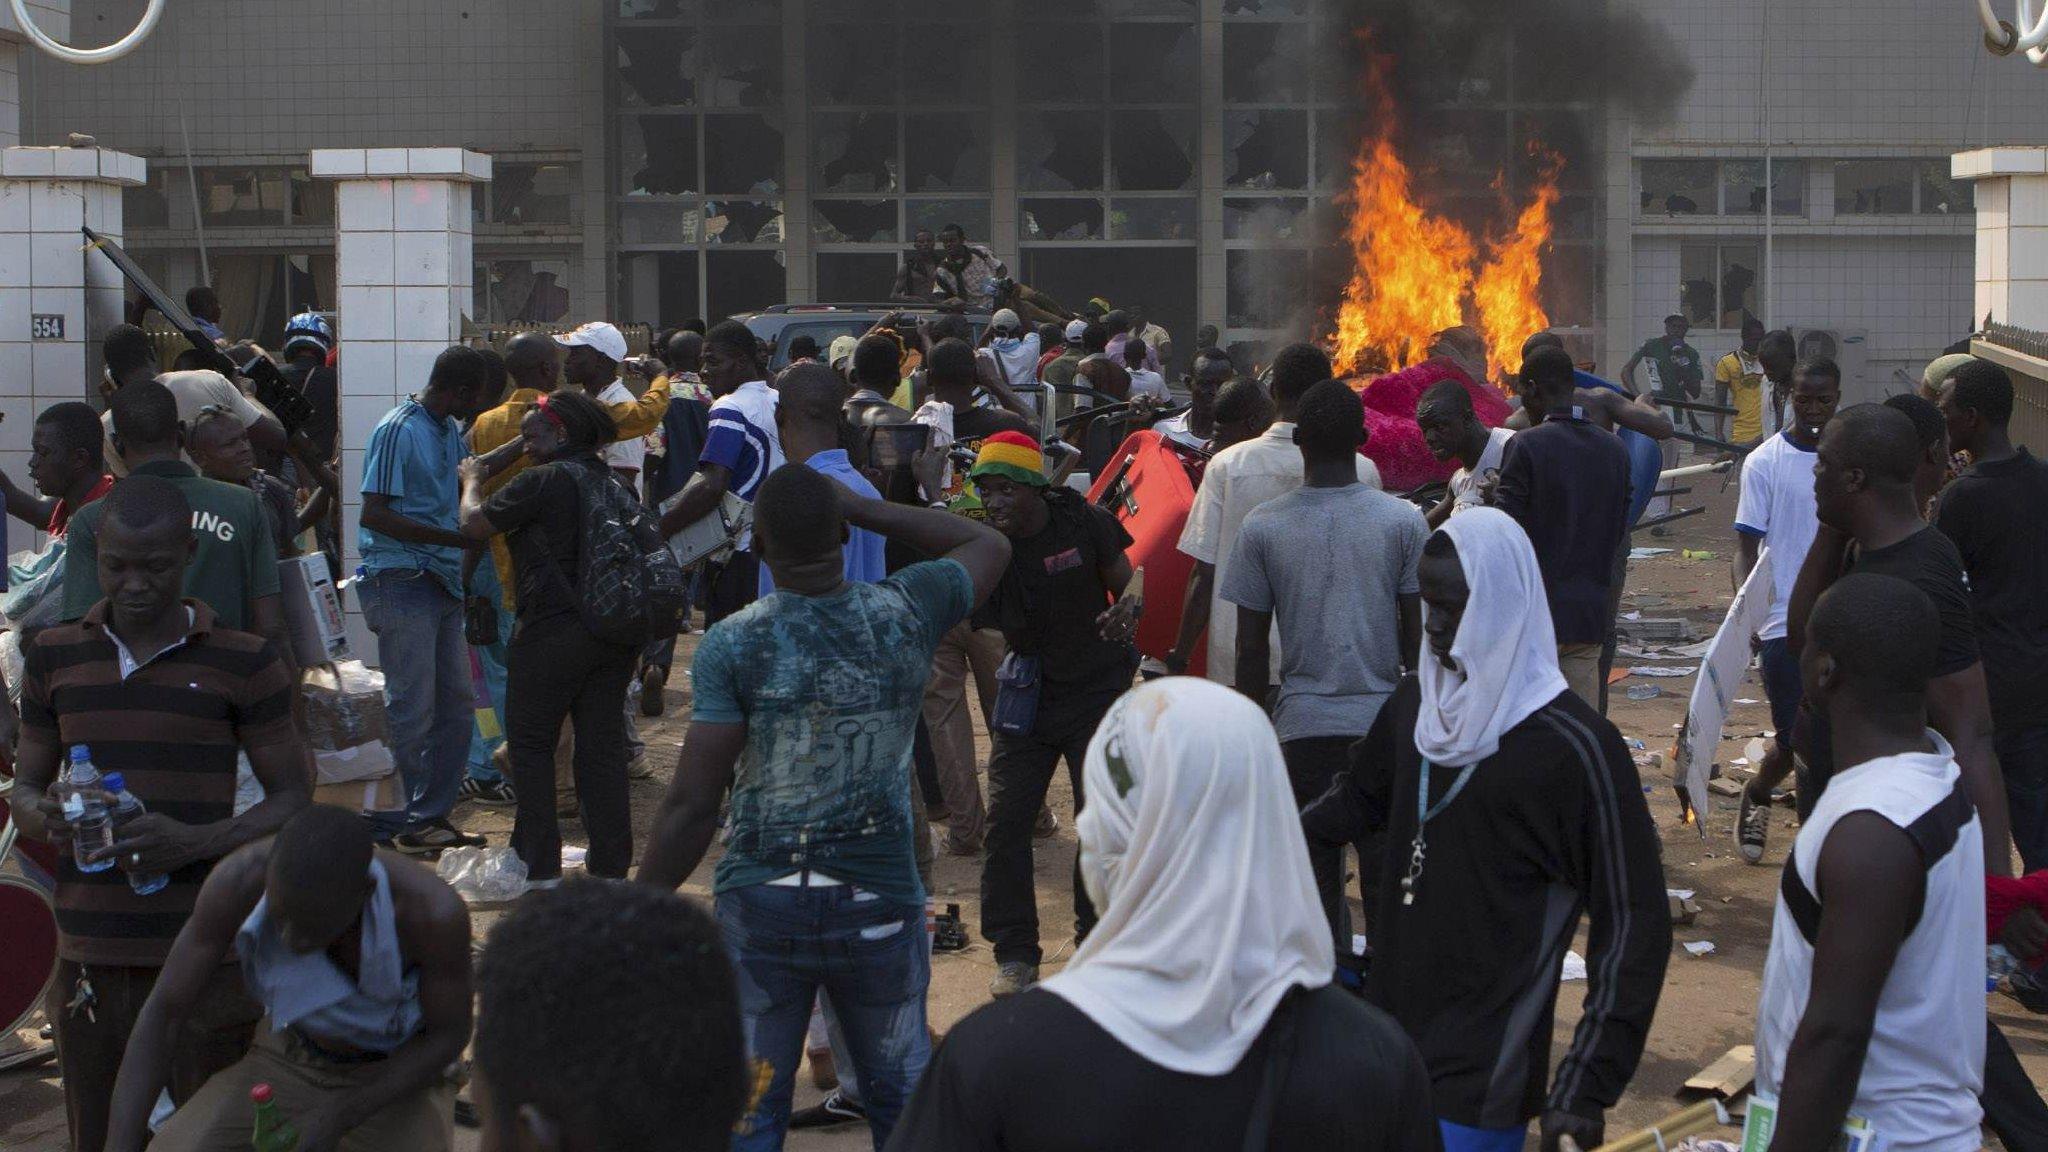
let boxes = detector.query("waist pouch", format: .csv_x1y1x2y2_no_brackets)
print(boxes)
992,652,1042,737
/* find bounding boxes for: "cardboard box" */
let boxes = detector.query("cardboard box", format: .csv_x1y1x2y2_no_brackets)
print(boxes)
314,772,402,814
279,554,349,667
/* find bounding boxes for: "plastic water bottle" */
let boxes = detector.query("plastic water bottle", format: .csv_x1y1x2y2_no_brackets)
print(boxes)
100,773,166,895
59,744,113,874
250,1083,299,1151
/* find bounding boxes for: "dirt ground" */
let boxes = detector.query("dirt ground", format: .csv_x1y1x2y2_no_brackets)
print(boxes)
5,454,2047,1151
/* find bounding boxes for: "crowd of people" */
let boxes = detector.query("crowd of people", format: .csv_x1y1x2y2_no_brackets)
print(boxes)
3,268,2047,1152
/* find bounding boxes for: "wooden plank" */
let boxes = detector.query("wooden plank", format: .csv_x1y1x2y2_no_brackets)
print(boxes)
1682,1044,1756,1098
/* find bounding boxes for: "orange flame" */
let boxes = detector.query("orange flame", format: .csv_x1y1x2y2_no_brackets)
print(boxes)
1329,47,1564,387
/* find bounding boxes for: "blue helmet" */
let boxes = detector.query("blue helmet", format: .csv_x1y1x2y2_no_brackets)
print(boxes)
282,311,333,358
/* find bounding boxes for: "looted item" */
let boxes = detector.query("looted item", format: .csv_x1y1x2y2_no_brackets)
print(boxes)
278,553,350,667
437,846,529,904
300,661,395,785
313,773,402,814
665,490,753,570
933,903,970,953
1,539,68,640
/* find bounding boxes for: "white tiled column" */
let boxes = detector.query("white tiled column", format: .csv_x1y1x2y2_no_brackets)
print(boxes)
310,147,489,662
1955,147,2048,330
0,144,142,504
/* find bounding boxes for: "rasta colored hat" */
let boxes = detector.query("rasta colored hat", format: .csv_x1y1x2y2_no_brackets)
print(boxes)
969,430,1048,487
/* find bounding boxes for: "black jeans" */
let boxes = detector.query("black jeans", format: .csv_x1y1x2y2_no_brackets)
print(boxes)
1283,737,1359,961
705,551,760,627
506,614,640,881
980,686,1117,965
1984,1019,2048,1150
2001,723,2048,875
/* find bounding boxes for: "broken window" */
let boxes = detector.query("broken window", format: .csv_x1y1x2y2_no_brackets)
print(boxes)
1022,199,1105,241
1315,111,1359,188
1640,160,1715,216
619,201,705,245
1679,242,1761,328
907,199,990,239
1017,28,1104,102
487,163,577,226
1022,246,1196,357
1227,248,1306,328
1224,111,1307,189
1834,160,1914,214
1107,24,1198,104
198,168,289,227
1722,159,1805,217
1020,111,1104,192
906,112,990,192
1223,22,1314,104
615,26,696,108
814,112,899,194
1414,108,1508,176
813,199,899,244
480,259,575,325
703,114,784,196
618,252,700,329
706,250,786,319
816,253,901,305
1919,161,1974,215
1112,198,1195,240
703,200,785,245
1111,111,1195,191
123,171,172,230
810,23,898,105
620,116,700,196
1224,197,1307,241
698,25,781,107
289,169,333,227
906,25,990,105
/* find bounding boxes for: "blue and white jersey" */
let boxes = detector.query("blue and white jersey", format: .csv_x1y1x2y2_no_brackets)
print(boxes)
700,379,782,549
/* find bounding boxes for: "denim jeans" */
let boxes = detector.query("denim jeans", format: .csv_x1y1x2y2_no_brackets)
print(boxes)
465,561,514,784
717,882,930,1152
1998,722,2048,874
1757,637,1802,756
357,568,473,839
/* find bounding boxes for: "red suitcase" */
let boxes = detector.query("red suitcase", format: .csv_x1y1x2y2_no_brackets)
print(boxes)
1088,431,1208,677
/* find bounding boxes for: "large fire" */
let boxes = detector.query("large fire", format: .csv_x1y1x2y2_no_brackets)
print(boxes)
1329,49,1564,388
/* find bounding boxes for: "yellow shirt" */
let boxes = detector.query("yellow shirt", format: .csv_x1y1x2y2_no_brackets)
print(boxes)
1717,350,1765,443
468,382,672,608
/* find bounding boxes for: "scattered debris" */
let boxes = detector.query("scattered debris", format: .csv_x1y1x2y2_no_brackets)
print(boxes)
1630,547,1674,559
1683,1044,1757,1098
1669,892,1701,925
1734,697,1761,705
1707,778,1743,798
1683,940,1717,957
1559,950,1587,981
1626,684,1663,701
1619,617,1697,643
1631,665,1698,678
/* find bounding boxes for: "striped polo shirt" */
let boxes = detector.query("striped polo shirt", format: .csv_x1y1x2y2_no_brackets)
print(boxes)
700,380,783,549
21,600,298,966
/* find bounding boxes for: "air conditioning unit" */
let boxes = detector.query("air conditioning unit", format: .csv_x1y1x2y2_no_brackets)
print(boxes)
1788,326,1873,404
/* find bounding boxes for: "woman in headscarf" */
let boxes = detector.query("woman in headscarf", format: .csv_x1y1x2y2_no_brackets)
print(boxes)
1309,508,1670,1152
886,677,1439,1152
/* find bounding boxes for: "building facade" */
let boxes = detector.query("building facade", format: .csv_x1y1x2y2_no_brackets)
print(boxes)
22,0,2048,399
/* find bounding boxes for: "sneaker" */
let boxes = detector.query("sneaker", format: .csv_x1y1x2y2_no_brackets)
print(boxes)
626,749,656,780
459,777,517,807
941,833,983,857
1736,785,1770,864
990,961,1038,998
788,1089,866,1130
639,666,667,717
1032,807,1059,839
394,820,485,856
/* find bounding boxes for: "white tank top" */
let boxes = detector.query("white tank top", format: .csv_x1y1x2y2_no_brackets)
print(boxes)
1754,732,1986,1152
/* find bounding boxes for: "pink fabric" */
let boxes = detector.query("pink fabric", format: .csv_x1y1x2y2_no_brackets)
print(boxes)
1354,357,1512,493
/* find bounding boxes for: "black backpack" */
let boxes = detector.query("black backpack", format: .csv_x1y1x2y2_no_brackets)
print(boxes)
543,462,690,645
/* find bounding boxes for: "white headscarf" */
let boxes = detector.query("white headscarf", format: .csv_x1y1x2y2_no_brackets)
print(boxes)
1415,507,1570,767
1042,678,1331,1075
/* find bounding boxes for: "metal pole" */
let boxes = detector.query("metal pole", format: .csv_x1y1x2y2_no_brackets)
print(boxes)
178,94,209,287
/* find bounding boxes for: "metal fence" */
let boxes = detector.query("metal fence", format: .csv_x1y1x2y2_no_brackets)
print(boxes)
1976,323,2048,454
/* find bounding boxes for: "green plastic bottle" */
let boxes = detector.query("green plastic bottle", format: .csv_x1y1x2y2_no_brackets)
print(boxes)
250,1083,298,1151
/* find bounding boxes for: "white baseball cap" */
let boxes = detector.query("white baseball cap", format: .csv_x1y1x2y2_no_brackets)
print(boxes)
992,308,1021,331
1064,319,1088,342
554,321,628,363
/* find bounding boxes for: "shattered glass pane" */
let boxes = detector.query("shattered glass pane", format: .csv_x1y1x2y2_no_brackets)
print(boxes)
619,201,704,245
619,115,700,197
615,27,697,109
1224,197,1307,240
906,112,991,192
1224,110,1308,189
814,112,900,194
1640,160,1715,215
1020,111,1104,192
1111,198,1195,240
703,114,785,195
1022,198,1105,241
703,200,786,245
810,24,898,105
1111,110,1195,191
1227,248,1306,328
706,250,786,319
1223,22,1315,104
906,25,990,104
813,199,899,244
1018,27,1103,103
1414,108,1508,177
698,26,782,107
816,253,900,304
489,163,577,226
1835,160,1914,214
1108,24,1198,103
480,259,574,325
617,253,700,332
907,199,990,239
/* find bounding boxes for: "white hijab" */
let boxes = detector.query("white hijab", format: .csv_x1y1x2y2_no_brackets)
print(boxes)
1042,678,1332,1075
1415,508,1570,766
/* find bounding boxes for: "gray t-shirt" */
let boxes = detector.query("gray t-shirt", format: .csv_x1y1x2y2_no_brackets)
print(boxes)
1220,484,1427,742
